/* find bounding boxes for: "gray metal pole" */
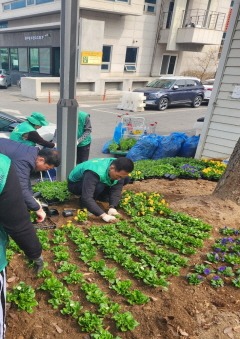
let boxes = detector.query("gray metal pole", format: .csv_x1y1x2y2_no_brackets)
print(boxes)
57,0,79,181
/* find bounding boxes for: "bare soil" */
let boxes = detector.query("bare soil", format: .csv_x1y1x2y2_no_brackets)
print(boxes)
6,179,240,339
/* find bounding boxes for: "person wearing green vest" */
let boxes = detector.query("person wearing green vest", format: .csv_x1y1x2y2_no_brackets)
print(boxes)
10,112,55,148
68,157,134,223
76,111,92,164
0,153,43,338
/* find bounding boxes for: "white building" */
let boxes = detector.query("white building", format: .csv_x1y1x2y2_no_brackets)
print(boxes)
0,0,231,96
196,0,240,160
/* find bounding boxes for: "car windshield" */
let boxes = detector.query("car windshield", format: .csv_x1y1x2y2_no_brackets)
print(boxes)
146,79,175,89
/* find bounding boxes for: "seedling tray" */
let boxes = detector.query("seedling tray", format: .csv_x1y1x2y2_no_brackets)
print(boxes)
110,150,128,156
33,217,56,230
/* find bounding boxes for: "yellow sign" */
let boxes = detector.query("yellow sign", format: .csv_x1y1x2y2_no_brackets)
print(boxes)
81,51,102,65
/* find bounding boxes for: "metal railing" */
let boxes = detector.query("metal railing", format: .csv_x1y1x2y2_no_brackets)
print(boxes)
182,9,226,30
160,9,225,31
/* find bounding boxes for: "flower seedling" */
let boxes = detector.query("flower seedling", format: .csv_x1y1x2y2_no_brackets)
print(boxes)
206,252,220,263
30,211,38,223
186,273,204,285
78,311,103,332
7,281,38,313
60,300,83,319
232,277,240,288
113,311,139,331
218,266,234,277
91,329,121,339
74,208,88,223
210,275,224,288
194,264,213,275
33,180,70,202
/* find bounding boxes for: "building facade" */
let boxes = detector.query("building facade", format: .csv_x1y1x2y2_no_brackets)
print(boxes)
0,0,231,95
196,0,239,160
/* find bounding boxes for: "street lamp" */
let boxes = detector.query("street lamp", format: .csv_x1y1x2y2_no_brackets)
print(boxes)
56,0,79,180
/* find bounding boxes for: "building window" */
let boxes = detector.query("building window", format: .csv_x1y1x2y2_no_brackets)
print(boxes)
3,0,54,11
0,48,9,70
36,0,54,4
39,48,50,74
101,45,112,72
29,47,51,73
11,0,26,9
166,0,174,28
3,4,11,10
124,47,138,72
18,48,28,72
160,55,177,75
0,21,8,29
30,48,39,73
10,48,19,70
144,0,156,14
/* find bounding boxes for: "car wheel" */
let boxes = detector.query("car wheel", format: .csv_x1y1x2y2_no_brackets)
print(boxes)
158,97,169,111
192,96,202,108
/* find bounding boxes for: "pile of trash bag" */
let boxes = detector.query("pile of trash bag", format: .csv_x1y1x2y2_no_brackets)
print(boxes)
126,132,200,162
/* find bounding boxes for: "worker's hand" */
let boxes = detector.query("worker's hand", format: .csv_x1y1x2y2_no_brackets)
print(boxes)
36,208,46,223
100,213,117,223
33,198,46,222
32,256,44,274
108,208,120,216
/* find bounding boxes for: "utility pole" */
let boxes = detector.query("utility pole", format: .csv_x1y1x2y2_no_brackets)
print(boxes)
56,0,79,180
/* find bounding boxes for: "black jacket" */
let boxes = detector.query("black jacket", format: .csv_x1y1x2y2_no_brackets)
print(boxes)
0,164,42,259
0,138,40,211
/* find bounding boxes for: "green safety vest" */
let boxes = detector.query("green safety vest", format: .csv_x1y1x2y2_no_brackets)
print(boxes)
0,154,11,271
68,158,118,186
77,111,91,147
10,121,36,146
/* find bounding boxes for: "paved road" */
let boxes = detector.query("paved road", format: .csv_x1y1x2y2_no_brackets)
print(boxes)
0,86,208,158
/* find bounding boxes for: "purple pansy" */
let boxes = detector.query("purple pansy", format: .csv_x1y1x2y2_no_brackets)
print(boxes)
203,268,211,275
218,266,226,272
212,275,221,280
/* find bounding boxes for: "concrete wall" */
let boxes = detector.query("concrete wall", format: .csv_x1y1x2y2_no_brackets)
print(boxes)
20,76,152,99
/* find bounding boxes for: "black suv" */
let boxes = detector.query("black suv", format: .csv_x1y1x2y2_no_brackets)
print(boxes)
133,76,204,111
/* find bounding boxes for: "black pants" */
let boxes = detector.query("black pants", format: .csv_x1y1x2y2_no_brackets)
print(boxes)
76,144,91,164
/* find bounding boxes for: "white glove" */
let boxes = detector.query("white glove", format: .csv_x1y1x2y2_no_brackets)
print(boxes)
108,208,120,216
100,213,117,223
36,208,46,223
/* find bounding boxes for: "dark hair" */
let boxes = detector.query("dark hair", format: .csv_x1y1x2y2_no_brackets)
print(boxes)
111,157,134,173
38,149,61,167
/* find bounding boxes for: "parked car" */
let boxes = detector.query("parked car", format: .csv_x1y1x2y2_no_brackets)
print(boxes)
133,76,204,111
0,110,56,143
0,69,11,88
202,79,214,101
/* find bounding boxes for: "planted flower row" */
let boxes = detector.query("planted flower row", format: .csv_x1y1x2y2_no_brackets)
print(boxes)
130,157,226,181
7,190,215,338
187,226,240,288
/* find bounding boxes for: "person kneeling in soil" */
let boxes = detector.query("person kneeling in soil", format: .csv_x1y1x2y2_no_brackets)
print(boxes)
68,157,134,223
0,153,43,339
0,138,61,223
